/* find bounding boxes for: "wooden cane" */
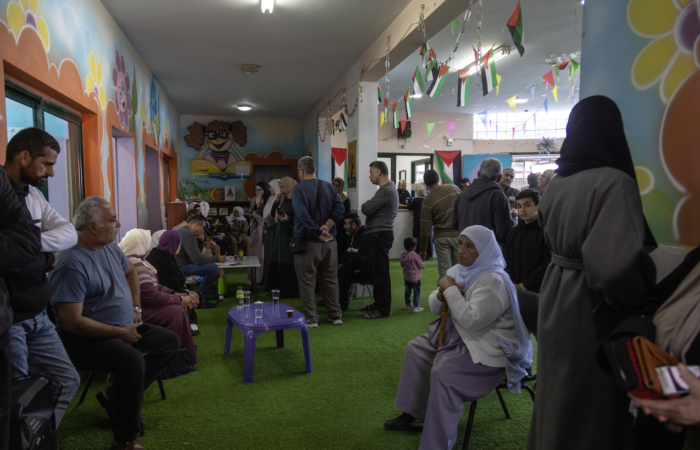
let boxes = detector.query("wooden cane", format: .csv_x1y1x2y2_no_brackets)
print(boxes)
437,294,449,352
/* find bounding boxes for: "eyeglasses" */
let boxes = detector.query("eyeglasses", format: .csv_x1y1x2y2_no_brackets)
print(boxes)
207,129,230,140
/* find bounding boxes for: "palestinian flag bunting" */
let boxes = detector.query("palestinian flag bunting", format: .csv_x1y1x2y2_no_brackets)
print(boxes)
384,98,390,124
413,66,425,95
339,113,347,131
457,68,469,107
426,65,449,99
392,102,399,128
403,89,413,119
377,86,382,104
507,2,525,56
420,44,436,68
480,50,499,96
434,150,462,185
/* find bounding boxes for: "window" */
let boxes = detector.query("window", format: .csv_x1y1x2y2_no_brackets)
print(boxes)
473,109,571,141
5,81,85,219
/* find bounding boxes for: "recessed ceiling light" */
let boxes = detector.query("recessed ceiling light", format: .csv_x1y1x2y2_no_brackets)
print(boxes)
261,0,274,13
238,105,252,111
514,99,529,104
411,93,423,98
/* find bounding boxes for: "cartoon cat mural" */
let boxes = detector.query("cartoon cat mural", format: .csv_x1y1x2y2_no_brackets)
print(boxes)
184,120,252,180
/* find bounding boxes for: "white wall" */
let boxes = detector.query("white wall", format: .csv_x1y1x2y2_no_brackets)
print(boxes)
378,111,474,155
471,138,566,155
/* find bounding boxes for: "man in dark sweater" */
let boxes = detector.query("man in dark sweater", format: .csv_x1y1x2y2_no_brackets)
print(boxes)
337,213,371,311
419,170,460,279
176,215,224,309
360,161,399,319
452,158,514,244
292,156,345,327
503,189,551,293
0,165,43,450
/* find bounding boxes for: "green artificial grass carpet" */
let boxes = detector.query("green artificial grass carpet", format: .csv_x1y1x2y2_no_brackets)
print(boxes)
58,259,536,450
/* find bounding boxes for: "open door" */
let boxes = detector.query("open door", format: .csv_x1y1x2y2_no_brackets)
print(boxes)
145,146,162,234
112,128,137,242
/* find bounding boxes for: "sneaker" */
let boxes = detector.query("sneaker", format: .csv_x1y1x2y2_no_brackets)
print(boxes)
413,307,424,312
384,413,424,431
326,316,343,325
405,304,413,310
306,321,318,328
191,329,201,336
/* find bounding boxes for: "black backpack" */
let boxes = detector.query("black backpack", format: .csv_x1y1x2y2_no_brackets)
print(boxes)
10,376,60,450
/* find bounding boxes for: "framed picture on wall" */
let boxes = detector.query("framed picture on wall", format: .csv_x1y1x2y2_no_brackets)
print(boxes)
219,207,229,216
225,186,235,201
399,170,406,180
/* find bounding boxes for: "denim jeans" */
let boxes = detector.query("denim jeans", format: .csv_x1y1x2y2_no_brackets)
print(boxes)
8,310,80,427
404,280,422,307
180,263,219,298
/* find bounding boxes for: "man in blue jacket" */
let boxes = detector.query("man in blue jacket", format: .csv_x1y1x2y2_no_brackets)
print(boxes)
292,157,345,328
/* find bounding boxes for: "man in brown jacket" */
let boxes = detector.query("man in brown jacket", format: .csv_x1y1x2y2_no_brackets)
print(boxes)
418,170,461,279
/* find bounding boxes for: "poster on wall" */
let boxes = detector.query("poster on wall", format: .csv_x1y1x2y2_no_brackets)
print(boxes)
208,208,218,216
219,207,229,216
209,188,225,201
184,120,253,180
225,186,235,201
347,141,357,188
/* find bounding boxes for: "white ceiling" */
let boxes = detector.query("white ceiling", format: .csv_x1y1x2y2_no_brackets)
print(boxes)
382,0,583,117
101,0,412,118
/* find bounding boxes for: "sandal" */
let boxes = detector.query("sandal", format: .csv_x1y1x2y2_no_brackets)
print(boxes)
360,303,377,311
111,440,144,450
363,310,388,320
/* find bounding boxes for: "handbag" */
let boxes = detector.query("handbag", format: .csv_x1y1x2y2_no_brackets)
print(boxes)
290,179,323,256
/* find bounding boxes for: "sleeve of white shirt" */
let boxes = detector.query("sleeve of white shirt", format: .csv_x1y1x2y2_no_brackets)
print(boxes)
445,274,510,332
31,188,78,252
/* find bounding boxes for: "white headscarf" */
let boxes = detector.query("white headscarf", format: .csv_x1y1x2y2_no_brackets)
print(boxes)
446,225,532,393
227,206,247,225
150,230,166,250
118,229,158,273
263,179,280,219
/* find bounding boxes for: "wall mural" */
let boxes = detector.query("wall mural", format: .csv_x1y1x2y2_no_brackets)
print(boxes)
184,120,252,180
0,0,181,219
582,0,699,245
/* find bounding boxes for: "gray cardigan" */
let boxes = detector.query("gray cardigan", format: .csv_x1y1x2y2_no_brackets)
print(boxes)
175,226,218,267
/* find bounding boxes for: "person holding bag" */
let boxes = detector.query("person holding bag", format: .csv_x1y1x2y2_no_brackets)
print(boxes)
291,157,345,328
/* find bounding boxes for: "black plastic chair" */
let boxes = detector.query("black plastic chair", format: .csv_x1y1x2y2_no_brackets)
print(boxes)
461,290,539,450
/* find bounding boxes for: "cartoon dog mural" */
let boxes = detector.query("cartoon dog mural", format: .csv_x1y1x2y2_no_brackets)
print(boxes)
184,120,253,180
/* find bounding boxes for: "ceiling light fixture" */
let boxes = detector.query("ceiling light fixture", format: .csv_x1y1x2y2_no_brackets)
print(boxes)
261,0,274,13
514,99,529,104
411,93,423,98
465,46,511,76
240,64,260,73
238,105,252,111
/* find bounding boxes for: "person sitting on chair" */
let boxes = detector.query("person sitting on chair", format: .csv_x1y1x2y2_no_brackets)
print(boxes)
384,225,532,449
337,213,371,312
49,197,179,450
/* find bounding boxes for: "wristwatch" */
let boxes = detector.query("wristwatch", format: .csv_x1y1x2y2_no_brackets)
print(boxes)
133,306,142,313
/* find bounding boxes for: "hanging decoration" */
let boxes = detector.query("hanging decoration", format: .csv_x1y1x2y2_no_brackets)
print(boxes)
426,65,449,99
543,71,555,88
536,137,558,155
544,98,548,113
392,102,399,128
451,19,459,35
478,111,488,128
480,50,499,96
426,122,435,137
448,120,456,136
403,89,413,119
384,98,390,124
413,66,425,95
507,95,517,112
400,119,408,133
316,102,332,142
530,86,535,103
380,112,385,127
377,85,382,104
552,84,559,102
340,113,347,131
507,1,525,56
341,69,362,118
496,74,502,96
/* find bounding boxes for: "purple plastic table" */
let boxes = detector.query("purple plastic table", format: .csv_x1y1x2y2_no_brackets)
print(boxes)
224,303,311,384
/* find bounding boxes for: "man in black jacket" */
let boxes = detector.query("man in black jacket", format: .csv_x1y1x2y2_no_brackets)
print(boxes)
503,189,551,293
452,158,514,244
0,165,43,450
337,213,371,312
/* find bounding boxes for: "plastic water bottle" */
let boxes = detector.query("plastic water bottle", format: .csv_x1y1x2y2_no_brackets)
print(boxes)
236,286,244,309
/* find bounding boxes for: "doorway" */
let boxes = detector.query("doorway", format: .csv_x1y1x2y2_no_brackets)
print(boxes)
112,128,137,242
145,146,162,234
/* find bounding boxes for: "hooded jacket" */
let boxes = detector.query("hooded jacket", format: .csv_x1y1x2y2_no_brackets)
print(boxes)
452,178,514,244
7,178,56,324
338,225,369,274
0,166,42,347
503,218,551,293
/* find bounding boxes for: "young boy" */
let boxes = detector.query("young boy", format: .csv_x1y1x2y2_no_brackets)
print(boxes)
503,189,551,293
401,237,426,312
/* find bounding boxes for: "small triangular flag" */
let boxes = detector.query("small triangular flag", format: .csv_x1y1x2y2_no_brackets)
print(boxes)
400,119,407,132
512,128,515,139
380,112,385,126
496,74,502,96
507,95,517,112
534,113,536,126
448,120,456,136
530,86,535,103
523,122,526,132
542,71,555,87
478,111,487,128
552,85,558,102
451,19,459,35
544,99,548,113
426,122,435,137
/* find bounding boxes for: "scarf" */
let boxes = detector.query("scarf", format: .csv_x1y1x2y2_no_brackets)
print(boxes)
446,225,533,393
155,230,182,258
416,188,427,198
333,177,348,202
150,230,165,251
118,228,158,273
264,179,280,219
556,95,657,250
276,177,298,222
227,206,247,225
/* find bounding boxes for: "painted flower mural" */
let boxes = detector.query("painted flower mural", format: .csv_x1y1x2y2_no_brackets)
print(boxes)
111,49,132,130
629,0,700,103
7,0,49,51
86,53,106,109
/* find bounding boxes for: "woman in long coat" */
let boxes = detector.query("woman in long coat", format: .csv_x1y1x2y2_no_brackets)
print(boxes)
266,177,299,297
248,180,276,283
527,96,657,450
262,179,281,286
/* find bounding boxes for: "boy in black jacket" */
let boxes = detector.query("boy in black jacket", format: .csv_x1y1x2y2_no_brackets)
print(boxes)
503,189,551,293
338,213,371,311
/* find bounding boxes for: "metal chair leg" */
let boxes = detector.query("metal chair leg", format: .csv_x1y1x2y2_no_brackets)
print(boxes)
462,401,477,450
495,387,511,419
523,383,536,402
78,370,94,405
359,285,366,310
157,377,166,400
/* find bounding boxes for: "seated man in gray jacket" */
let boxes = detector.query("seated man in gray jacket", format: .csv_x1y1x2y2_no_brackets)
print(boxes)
176,215,224,309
